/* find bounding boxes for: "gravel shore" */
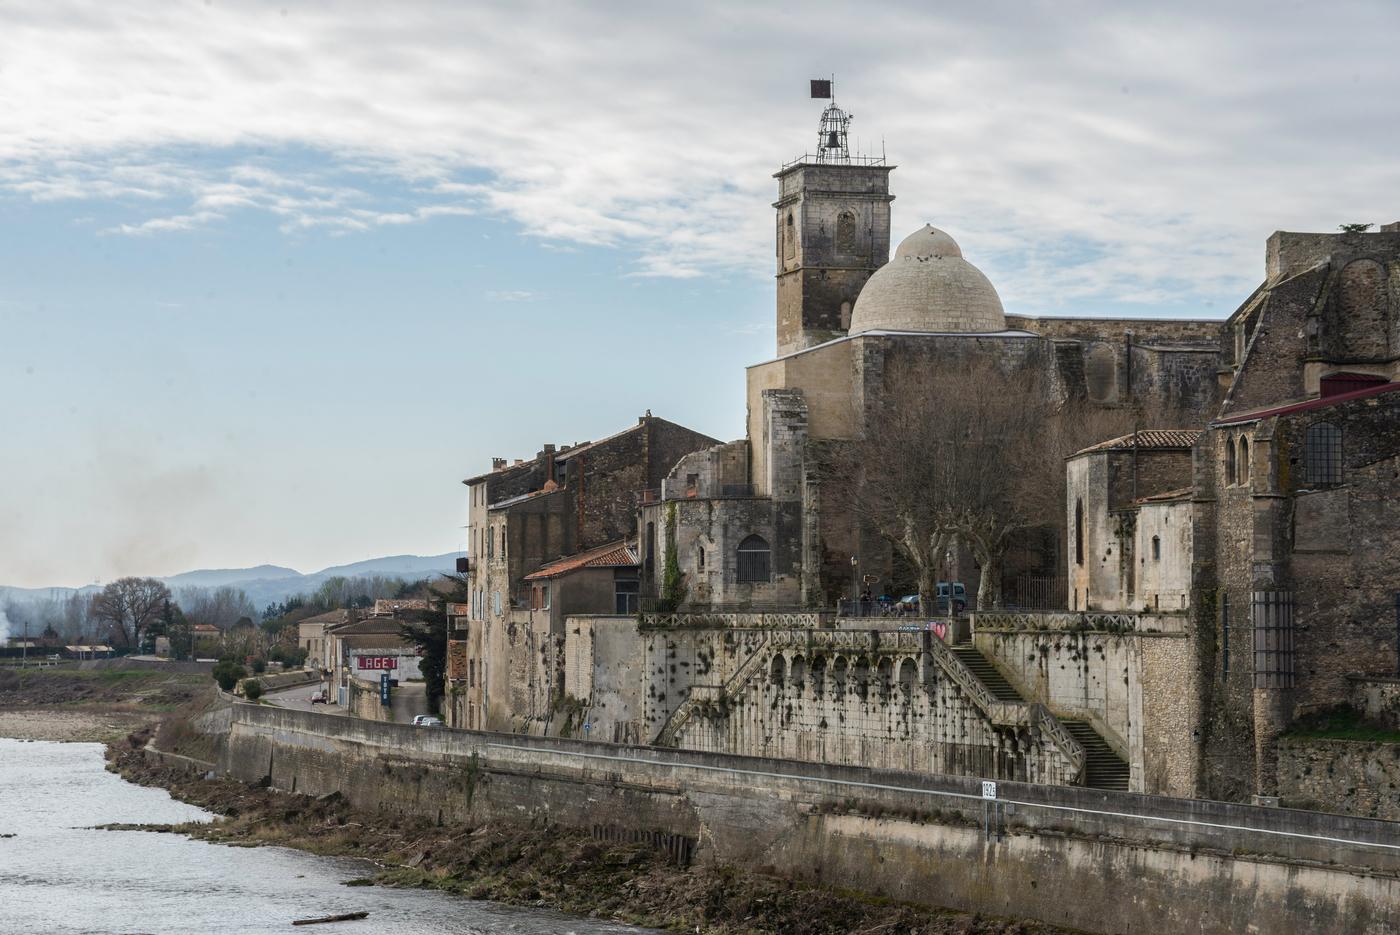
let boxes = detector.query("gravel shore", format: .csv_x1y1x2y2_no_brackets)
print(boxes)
0,707,151,742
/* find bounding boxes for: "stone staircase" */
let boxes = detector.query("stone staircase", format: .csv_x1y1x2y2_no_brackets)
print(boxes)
948,643,1130,791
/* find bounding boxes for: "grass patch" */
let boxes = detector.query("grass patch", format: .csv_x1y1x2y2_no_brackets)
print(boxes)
1285,705,1400,743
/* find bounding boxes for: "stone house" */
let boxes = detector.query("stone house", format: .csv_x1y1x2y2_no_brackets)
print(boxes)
447,414,717,730
1069,225,1400,801
1065,430,1198,612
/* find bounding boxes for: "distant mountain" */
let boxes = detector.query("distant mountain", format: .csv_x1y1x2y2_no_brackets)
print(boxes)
162,564,302,590
0,552,465,612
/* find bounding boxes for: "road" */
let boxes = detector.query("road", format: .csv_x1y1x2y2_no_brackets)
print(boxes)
263,681,428,723
263,682,347,716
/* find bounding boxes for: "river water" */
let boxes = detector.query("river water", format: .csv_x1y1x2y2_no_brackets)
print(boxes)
0,738,659,935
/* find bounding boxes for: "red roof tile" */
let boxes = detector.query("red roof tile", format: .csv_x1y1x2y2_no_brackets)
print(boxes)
524,541,638,580
1073,429,1201,456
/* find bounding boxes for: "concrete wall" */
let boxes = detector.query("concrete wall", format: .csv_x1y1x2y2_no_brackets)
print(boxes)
223,704,1400,935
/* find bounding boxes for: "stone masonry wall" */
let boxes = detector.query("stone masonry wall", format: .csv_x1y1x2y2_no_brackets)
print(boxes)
224,704,1400,935
1278,737,1400,820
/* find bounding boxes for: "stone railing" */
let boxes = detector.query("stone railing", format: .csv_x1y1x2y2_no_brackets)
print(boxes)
973,611,1141,634
640,611,832,630
654,623,1086,784
925,634,1086,785
654,633,774,746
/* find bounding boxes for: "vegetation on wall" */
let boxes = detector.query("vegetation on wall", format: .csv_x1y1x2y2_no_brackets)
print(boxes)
658,502,687,612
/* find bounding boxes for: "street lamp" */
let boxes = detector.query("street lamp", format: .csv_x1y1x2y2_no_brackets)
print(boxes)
850,555,859,615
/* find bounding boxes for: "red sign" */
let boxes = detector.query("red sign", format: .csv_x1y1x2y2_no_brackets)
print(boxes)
356,656,399,671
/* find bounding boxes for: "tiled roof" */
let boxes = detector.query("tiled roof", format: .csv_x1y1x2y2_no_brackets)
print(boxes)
524,541,638,580
1214,381,1400,427
1074,429,1201,456
1137,486,1193,504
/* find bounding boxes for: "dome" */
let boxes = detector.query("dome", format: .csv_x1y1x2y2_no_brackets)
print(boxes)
894,223,963,260
849,224,1006,335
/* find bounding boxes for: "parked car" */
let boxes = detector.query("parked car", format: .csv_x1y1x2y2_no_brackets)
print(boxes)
897,582,968,615
309,690,327,704
413,715,443,728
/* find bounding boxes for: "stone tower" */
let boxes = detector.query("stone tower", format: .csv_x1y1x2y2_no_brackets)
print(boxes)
773,130,894,356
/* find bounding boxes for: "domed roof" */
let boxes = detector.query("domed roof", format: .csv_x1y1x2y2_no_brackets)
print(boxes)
849,224,1005,335
894,223,963,260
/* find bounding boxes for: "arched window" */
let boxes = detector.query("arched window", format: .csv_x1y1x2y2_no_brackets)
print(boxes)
836,211,857,253
1074,500,1085,566
783,212,796,260
1225,437,1236,485
1151,536,1161,561
1238,437,1250,486
737,534,771,583
1305,422,1343,485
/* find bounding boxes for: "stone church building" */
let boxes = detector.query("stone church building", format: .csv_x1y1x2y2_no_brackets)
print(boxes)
641,136,1222,611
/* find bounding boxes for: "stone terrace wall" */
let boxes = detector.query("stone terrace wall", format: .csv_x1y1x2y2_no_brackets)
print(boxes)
224,704,1400,935
972,612,1199,796
1278,737,1400,820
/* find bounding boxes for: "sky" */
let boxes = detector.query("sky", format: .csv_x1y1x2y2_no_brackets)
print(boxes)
3,1,1399,588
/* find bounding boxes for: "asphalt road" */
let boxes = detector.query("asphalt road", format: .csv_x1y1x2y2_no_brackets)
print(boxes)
264,682,346,715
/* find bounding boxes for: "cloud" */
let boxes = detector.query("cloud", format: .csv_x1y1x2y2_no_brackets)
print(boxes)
1,1,1399,310
485,290,536,302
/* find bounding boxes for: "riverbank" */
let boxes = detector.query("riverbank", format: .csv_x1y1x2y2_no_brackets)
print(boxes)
0,707,152,741
0,667,213,742
109,735,1075,935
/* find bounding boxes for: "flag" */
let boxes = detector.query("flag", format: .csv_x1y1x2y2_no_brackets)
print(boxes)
810,79,831,99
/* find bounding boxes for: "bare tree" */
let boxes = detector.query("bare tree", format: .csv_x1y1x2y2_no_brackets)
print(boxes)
836,358,1175,610
91,577,172,651
178,585,256,631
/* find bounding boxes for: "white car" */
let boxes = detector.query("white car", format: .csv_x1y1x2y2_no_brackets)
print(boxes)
411,715,443,727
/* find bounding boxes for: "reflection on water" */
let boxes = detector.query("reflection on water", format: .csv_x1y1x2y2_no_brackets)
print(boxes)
0,738,658,935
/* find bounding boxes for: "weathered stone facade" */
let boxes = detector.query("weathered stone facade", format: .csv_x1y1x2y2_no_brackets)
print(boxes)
449,414,717,731
774,162,894,356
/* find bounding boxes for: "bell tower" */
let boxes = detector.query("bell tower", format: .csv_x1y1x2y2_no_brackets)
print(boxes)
774,83,894,356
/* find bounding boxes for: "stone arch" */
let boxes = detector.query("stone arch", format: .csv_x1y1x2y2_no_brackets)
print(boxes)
769,653,786,685
1329,258,1391,360
898,657,919,694
789,654,807,689
831,656,849,694
876,657,894,700
836,210,857,254
1085,345,1119,403
810,654,828,696
852,656,871,701
783,211,796,261
1238,436,1250,485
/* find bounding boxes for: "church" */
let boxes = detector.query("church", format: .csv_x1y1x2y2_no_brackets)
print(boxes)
639,97,1222,612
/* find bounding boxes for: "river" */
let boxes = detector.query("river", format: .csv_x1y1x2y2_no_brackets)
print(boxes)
0,738,659,935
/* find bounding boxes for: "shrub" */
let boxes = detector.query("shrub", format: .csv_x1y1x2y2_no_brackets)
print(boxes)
242,678,264,701
212,661,247,692
251,659,266,674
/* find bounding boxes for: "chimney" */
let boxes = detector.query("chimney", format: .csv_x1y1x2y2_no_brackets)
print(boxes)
491,457,506,471
542,443,557,481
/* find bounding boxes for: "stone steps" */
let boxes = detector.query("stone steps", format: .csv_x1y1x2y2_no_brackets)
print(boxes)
948,642,1131,791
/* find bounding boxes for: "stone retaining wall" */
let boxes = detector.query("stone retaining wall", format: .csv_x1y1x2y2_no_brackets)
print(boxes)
224,703,1400,935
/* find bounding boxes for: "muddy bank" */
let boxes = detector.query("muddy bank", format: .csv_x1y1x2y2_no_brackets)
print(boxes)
0,708,152,742
108,735,1077,935
0,668,214,742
